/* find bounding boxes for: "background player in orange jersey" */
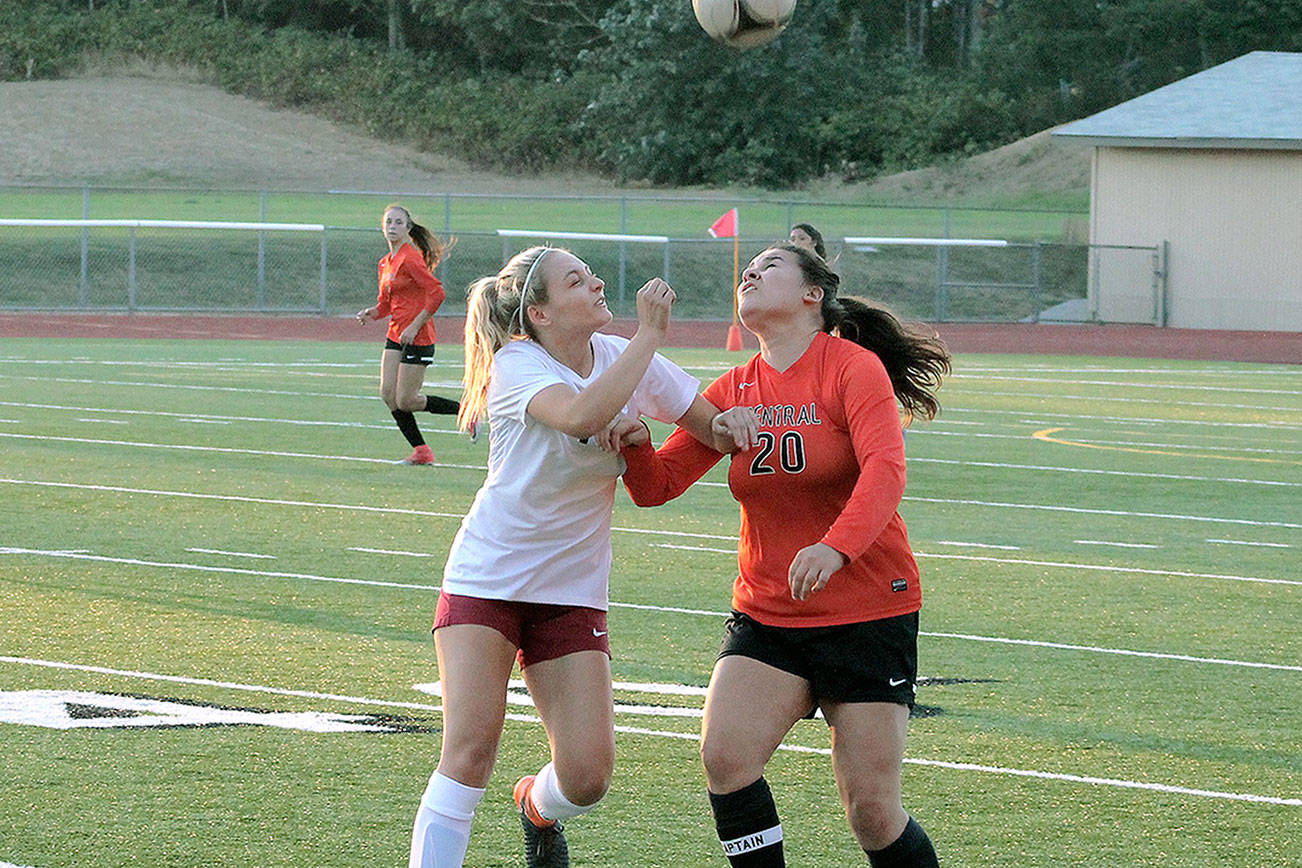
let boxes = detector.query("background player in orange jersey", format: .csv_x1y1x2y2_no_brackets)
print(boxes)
356,203,463,465
787,222,826,260
617,242,951,868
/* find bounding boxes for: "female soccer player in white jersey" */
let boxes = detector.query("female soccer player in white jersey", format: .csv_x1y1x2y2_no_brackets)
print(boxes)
620,242,951,867
406,246,717,868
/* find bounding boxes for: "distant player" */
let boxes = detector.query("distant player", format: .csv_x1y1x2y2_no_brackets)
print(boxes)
406,246,718,868
619,242,950,867
355,203,462,465
788,222,826,260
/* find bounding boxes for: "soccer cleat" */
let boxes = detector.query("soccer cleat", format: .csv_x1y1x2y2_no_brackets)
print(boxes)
401,444,435,465
513,776,569,868
467,416,481,444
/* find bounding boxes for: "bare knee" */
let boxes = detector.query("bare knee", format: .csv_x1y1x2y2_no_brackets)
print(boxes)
701,735,764,794
556,756,612,807
396,394,425,413
437,738,499,788
844,791,907,851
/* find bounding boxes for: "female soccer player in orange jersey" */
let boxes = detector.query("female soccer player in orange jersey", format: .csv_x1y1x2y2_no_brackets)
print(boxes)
355,204,462,465
619,242,950,868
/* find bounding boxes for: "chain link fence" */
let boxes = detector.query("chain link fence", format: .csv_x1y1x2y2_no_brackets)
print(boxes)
0,183,1158,324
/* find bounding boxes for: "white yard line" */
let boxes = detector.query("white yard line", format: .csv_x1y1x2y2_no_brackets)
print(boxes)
1,654,1296,807
2,545,1296,671
1205,538,1293,548
186,548,277,559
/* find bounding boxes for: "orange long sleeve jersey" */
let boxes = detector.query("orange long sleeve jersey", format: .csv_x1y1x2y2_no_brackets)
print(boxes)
621,332,920,628
374,242,446,344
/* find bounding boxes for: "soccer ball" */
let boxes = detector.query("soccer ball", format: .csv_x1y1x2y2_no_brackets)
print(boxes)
692,0,797,49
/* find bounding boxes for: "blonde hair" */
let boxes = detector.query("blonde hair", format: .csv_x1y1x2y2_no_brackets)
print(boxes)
458,246,560,431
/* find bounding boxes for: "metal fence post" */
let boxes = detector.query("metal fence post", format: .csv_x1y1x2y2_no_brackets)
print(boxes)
618,197,628,308
256,190,268,309
319,230,329,314
79,185,90,307
127,226,137,312
1031,241,1043,323
1089,245,1101,322
1153,240,1169,326
662,241,671,286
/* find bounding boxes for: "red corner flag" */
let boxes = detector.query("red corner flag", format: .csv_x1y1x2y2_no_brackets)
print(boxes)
707,207,738,238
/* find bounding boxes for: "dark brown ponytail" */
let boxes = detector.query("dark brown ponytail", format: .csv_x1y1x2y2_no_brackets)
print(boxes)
773,241,952,421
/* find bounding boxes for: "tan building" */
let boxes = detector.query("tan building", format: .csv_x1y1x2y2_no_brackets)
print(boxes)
1052,51,1302,332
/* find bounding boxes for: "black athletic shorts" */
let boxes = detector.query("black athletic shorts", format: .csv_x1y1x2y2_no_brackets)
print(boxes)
718,610,919,710
385,338,435,365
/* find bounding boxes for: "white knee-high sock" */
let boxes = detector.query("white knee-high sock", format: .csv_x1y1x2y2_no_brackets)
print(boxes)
409,771,485,868
530,761,593,822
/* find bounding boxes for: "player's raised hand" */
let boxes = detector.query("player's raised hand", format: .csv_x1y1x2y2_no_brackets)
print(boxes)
788,543,848,601
710,406,760,452
595,414,650,452
634,278,675,340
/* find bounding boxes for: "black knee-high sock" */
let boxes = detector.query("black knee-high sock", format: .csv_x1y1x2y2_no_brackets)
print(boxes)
708,778,785,867
865,816,938,868
391,409,425,447
423,394,460,415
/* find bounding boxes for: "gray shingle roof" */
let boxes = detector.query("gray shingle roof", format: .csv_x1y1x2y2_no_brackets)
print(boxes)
1052,51,1302,149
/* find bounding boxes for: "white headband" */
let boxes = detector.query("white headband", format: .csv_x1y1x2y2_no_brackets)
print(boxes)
516,247,553,334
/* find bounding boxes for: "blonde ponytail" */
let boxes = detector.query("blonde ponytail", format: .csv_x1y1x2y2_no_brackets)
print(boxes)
456,246,559,432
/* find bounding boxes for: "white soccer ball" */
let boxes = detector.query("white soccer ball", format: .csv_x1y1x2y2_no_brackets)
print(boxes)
692,0,797,50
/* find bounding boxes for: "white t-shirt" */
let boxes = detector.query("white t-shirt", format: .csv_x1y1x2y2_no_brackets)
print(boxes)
442,333,698,609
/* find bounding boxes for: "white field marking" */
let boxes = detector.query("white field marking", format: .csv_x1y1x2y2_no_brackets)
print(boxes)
181,418,232,425
911,429,1302,457
651,542,739,555
415,679,708,719
0,862,40,868
0,358,461,370
1073,540,1163,549
933,541,1022,550
909,456,1302,488
902,495,1302,529
960,374,1302,397
6,369,1297,415
927,419,985,426
954,388,1300,414
1038,435,1302,457
0,655,442,713
4,655,1297,807
944,405,1302,432
0,478,728,544
348,546,440,557
923,631,1302,673
0,400,442,434
1205,538,1293,548
913,551,1301,587
649,539,1300,589
75,417,128,425
0,373,377,401
0,432,485,468
0,547,435,592
186,548,277,560
3,548,1296,670
4,477,1295,580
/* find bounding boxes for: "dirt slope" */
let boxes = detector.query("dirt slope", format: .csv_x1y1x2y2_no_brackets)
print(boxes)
0,72,1089,199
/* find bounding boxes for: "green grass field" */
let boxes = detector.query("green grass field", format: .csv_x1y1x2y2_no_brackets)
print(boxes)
0,186,1088,243
1,339,1298,867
